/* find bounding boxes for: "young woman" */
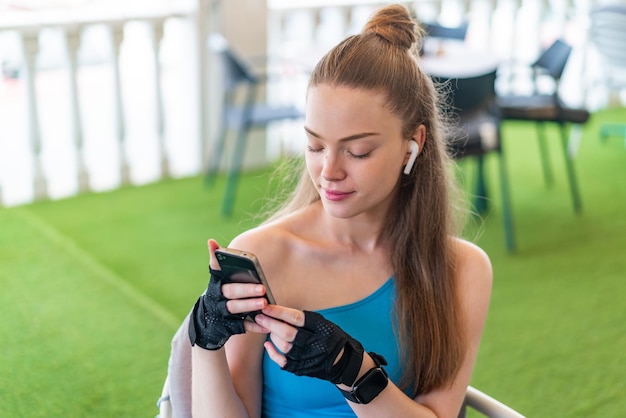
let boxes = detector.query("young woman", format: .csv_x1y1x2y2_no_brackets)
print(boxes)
187,4,492,417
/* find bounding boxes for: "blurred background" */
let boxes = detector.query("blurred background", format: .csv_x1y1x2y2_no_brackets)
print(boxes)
0,0,622,206
1,0,625,417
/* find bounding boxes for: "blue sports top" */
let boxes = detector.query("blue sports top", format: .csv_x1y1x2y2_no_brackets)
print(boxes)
261,278,409,418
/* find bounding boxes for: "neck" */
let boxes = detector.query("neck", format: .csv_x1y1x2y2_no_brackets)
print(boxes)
314,202,389,252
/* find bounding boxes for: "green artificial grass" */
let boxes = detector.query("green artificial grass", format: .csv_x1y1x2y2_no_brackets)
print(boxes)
0,173,274,417
1,107,625,417
463,107,626,417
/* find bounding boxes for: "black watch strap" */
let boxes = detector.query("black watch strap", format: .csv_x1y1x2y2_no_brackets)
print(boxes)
338,352,389,404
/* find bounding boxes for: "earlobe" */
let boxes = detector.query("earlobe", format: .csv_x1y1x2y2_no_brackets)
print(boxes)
403,141,419,175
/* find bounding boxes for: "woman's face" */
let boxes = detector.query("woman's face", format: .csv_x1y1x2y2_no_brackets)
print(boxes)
304,84,410,220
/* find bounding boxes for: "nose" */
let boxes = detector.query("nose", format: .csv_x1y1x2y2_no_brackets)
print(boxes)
321,152,346,181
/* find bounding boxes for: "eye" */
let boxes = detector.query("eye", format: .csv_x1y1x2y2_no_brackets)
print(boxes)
348,151,371,159
306,145,323,153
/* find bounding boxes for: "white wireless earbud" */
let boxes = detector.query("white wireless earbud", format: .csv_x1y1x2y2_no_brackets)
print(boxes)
403,141,419,175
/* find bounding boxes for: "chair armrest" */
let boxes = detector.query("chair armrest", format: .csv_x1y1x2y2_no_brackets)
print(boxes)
156,375,173,418
465,386,526,418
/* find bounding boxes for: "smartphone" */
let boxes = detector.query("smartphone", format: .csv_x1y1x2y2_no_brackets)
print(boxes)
214,248,276,312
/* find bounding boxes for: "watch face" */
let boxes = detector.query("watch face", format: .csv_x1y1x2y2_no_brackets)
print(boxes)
354,368,389,403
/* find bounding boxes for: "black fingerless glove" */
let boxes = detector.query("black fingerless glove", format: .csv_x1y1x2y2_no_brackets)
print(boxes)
188,267,246,350
282,311,364,386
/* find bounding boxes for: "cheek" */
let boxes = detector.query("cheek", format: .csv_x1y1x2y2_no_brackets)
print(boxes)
305,154,321,178
373,155,400,174
364,158,403,187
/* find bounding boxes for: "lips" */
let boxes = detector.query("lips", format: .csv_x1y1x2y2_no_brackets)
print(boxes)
322,188,353,202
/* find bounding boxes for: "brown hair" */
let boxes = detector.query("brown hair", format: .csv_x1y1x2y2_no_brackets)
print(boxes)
266,4,465,396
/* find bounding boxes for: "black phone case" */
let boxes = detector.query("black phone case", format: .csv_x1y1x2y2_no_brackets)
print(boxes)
215,248,276,306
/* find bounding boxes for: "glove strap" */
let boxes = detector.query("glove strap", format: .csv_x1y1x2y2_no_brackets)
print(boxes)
330,340,365,386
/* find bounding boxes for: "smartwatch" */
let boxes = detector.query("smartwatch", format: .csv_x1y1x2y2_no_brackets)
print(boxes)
338,352,389,404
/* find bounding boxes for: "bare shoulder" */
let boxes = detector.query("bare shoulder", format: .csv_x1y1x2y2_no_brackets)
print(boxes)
225,211,307,277
451,237,493,294
450,237,493,336
227,221,291,267
448,237,493,350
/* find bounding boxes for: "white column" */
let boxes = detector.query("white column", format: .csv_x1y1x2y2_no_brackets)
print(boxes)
21,29,47,200
65,25,90,193
110,22,130,185
196,0,213,171
150,18,169,178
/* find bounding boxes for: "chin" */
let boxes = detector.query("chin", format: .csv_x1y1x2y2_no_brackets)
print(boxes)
320,200,361,219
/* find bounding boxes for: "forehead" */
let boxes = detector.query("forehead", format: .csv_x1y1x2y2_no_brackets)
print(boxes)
306,85,388,113
305,85,401,136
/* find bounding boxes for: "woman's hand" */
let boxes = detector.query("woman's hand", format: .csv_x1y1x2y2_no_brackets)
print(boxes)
188,239,269,350
253,305,306,365
255,305,366,386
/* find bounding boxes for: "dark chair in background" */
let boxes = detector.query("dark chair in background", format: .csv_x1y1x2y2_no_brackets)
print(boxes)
437,70,516,252
421,21,469,41
205,34,304,216
419,21,469,56
589,4,626,147
496,39,589,214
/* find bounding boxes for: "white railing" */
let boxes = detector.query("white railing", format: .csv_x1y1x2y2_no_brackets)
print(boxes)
0,0,620,207
0,1,218,206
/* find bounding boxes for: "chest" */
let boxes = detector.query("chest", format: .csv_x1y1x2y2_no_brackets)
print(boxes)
268,250,393,311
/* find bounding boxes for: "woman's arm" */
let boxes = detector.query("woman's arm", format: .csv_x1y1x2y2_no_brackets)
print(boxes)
191,344,248,417
190,239,270,418
192,332,267,418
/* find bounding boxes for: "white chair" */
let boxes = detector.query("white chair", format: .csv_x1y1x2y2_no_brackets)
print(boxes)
156,316,525,418
459,386,526,417
156,379,525,418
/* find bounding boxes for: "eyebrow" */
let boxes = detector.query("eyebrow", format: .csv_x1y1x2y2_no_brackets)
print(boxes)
304,126,380,142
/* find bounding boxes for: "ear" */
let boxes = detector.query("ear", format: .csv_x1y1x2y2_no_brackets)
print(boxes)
403,125,426,175
403,125,426,164
413,124,426,151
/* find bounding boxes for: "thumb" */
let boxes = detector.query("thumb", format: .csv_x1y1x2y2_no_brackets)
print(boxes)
208,239,221,270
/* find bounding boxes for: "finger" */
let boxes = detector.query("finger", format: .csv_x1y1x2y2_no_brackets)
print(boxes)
268,332,294,354
254,313,299,346
226,297,267,315
208,239,221,270
261,305,305,327
222,282,267,300
243,320,269,334
264,341,287,368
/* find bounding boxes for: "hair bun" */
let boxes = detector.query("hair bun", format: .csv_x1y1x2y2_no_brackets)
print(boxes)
362,4,417,49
